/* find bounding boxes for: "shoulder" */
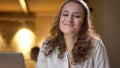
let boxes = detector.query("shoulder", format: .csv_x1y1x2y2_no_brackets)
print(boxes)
91,38,107,56
90,39,110,68
92,38,105,49
40,40,49,52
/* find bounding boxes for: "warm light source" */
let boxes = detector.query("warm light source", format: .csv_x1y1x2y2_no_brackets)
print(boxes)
12,28,35,59
16,28,34,49
19,0,28,13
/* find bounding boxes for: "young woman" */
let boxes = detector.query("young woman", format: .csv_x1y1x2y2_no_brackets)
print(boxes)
36,0,110,68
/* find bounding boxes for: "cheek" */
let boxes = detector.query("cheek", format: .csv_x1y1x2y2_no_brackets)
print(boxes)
75,19,84,31
60,16,65,28
60,16,65,23
59,18,63,31
59,21,63,31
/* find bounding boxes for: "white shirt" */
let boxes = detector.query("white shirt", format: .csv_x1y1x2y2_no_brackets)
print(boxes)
36,39,110,68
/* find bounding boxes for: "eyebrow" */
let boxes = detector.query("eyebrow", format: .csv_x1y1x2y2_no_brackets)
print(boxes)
62,10,80,14
62,10,68,13
74,12,80,14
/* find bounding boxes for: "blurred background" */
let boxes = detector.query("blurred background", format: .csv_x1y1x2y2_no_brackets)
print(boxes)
0,0,119,68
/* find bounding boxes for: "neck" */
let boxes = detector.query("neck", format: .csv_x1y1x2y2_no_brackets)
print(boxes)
64,34,78,52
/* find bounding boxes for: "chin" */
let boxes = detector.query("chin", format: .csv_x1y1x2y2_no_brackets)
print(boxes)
62,31,73,35
60,28,75,34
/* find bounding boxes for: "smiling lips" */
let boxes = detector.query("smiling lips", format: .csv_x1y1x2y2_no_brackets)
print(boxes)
64,23,74,27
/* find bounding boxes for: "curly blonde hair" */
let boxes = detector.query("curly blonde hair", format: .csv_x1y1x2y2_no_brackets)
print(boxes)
44,0,99,64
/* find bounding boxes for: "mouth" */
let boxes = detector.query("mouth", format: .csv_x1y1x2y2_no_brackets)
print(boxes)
64,23,74,27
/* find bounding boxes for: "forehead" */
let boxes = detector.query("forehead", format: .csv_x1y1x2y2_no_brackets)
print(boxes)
62,2,84,13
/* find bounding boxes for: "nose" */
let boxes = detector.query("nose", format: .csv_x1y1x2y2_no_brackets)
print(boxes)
67,15,73,23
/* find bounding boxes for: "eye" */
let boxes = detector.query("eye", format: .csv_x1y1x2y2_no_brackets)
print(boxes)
62,13,68,17
74,15,80,18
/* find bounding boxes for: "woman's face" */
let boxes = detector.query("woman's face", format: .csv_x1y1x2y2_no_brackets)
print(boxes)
60,2,85,35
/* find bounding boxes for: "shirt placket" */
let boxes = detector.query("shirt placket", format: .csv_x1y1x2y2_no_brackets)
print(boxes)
64,52,71,68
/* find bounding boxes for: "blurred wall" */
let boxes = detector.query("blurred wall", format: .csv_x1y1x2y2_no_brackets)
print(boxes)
35,12,57,46
92,0,120,68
